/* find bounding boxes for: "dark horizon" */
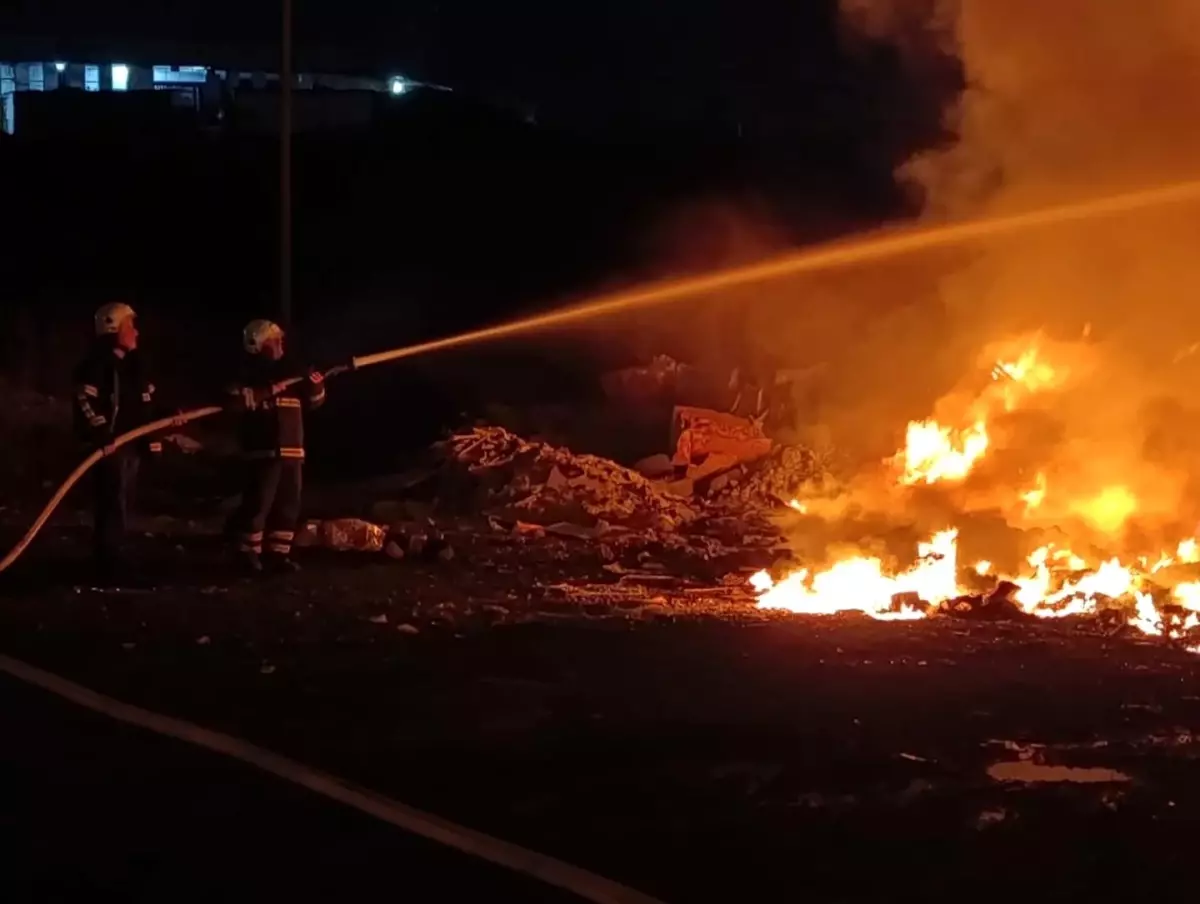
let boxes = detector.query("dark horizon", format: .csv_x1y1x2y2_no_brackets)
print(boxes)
0,1,959,141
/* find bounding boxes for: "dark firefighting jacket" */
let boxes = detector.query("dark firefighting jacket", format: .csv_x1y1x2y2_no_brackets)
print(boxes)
228,354,326,460
72,342,163,454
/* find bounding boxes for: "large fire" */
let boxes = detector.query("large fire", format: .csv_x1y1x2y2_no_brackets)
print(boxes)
751,337,1200,647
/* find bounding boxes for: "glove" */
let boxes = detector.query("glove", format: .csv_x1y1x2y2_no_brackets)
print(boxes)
306,368,327,407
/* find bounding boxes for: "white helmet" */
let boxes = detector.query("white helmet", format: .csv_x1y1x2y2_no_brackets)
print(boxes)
243,319,284,354
95,302,136,336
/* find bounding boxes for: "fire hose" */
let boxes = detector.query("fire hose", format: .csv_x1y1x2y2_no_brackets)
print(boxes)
0,359,371,576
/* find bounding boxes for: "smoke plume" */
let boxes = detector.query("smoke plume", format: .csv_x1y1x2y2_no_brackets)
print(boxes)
827,0,1200,548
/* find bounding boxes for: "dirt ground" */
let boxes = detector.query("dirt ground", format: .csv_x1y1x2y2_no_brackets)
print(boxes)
3,517,1200,903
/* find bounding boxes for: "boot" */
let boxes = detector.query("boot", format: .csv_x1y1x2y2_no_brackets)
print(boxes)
238,549,264,575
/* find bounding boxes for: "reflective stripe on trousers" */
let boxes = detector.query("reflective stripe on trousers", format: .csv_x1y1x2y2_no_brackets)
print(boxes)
267,529,294,556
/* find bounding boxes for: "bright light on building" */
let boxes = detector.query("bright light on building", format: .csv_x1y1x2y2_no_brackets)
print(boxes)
111,63,130,91
54,62,67,73
389,77,407,96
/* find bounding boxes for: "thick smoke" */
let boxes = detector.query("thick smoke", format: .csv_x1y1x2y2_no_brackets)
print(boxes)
796,0,1200,560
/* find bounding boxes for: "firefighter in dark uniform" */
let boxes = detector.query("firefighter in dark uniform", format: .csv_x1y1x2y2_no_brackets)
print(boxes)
227,319,326,573
72,303,164,580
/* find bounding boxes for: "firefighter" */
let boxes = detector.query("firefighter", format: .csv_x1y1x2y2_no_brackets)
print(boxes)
72,302,164,581
227,319,326,573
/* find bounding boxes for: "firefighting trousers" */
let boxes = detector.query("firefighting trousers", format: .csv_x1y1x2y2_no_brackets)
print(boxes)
230,458,303,557
93,449,139,566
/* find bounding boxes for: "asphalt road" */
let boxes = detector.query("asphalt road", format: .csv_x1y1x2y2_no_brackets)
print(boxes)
0,674,583,904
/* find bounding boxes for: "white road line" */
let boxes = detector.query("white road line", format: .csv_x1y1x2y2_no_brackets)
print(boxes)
0,654,666,904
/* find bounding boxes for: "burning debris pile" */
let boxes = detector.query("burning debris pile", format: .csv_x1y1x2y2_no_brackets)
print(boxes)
287,332,1200,653
747,334,1200,650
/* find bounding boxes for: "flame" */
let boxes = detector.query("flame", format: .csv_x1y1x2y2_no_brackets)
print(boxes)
992,347,1060,411
893,343,1060,487
1070,486,1138,533
757,338,1200,651
1051,548,1087,572
896,419,989,485
1020,473,1047,512
1173,582,1200,612
754,530,957,620
751,530,1200,650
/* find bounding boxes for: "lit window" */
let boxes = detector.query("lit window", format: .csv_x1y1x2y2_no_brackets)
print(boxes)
84,65,100,91
153,65,207,85
111,64,130,91
29,63,44,91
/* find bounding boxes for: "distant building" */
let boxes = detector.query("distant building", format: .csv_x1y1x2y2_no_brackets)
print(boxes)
0,58,439,136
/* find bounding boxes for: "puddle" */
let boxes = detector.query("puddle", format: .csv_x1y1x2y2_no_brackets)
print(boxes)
987,761,1131,784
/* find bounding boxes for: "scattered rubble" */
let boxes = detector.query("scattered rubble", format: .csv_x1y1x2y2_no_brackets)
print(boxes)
296,518,387,553
634,454,674,479
987,761,1132,784
440,423,826,524
442,426,699,532
281,424,819,572
672,406,772,482
704,444,828,509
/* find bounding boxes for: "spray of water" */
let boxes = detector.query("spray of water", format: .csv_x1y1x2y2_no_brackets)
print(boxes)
354,179,1200,370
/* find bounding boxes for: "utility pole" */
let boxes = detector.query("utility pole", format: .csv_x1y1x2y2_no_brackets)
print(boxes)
280,0,293,330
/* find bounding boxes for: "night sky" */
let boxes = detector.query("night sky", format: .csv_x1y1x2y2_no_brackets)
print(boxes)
1,1,956,145
0,0,964,438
